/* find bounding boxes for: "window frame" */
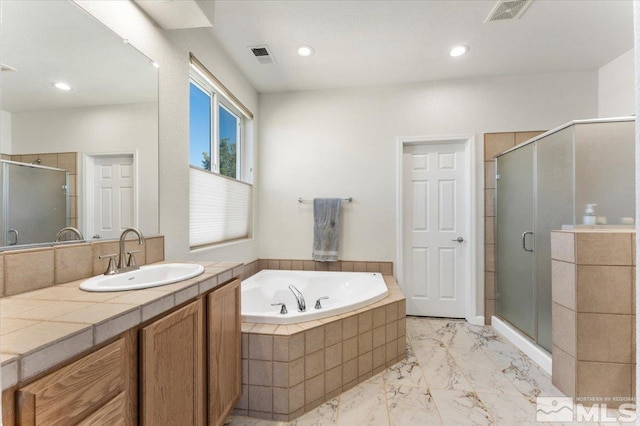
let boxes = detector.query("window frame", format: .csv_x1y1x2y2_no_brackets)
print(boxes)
189,73,244,181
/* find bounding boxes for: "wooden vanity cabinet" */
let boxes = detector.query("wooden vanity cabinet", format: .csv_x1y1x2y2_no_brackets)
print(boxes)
15,337,130,426
208,278,242,425
140,299,205,426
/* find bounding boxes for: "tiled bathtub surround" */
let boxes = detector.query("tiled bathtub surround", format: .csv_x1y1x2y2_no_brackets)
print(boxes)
550,229,636,407
234,277,406,421
0,236,165,297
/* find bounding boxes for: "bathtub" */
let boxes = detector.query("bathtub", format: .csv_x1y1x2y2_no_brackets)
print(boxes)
241,270,389,324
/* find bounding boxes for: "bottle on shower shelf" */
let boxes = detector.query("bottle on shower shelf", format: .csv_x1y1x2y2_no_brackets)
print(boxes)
582,204,597,225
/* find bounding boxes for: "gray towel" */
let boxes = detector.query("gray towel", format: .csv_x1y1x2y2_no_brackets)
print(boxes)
312,198,341,262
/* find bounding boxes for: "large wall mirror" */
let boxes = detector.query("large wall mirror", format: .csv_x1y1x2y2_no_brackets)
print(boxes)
0,0,159,249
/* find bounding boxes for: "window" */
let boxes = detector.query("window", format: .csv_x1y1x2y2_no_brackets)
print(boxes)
189,80,241,180
188,54,254,248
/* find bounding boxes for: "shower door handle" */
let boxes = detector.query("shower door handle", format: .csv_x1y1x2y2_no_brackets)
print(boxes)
521,231,533,252
8,229,18,246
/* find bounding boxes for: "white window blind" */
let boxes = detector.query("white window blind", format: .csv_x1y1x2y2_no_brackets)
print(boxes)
189,167,252,248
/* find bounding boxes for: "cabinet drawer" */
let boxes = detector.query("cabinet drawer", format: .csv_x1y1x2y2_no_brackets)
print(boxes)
76,392,126,426
17,338,126,426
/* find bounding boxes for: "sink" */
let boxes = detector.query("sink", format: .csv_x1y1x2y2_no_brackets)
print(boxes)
80,263,205,292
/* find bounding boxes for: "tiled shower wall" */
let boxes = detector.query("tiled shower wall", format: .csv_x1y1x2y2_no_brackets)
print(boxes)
483,131,544,325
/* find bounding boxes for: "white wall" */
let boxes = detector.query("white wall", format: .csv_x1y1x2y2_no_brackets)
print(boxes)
598,48,635,117
633,1,640,412
11,102,158,236
0,110,12,154
259,71,598,316
74,1,259,263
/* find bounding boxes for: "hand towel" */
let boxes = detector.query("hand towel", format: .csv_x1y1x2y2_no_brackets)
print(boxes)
312,198,341,262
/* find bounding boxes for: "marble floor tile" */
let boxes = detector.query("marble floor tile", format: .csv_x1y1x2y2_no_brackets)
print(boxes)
385,384,442,426
411,339,473,391
430,389,495,426
337,382,388,426
289,398,338,426
381,345,427,387
478,392,538,425
427,318,478,348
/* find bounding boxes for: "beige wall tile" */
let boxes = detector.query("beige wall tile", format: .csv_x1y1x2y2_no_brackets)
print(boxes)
248,385,272,413
57,152,77,173
386,321,398,343
484,133,515,160
484,162,496,189
343,336,358,361
273,387,289,414
551,260,576,311
577,265,632,314
342,358,358,386
484,272,496,300
249,360,273,386
268,260,280,269
325,343,342,371
305,326,325,354
289,333,305,361
358,330,372,355
577,313,632,363
124,239,146,266
353,262,367,272
552,345,576,396
341,261,354,272
145,236,165,264
289,357,305,387
305,373,324,405
327,261,341,271
94,308,141,345
484,217,495,245
484,189,495,217
303,260,315,271
397,300,406,319
4,249,55,296
385,303,398,324
515,131,544,144
54,244,94,284
379,262,393,276
550,232,575,263
325,365,342,394
305,350,324,379
0,254,4,297
397,337,407,359
372,326,386,348
484,299,496,325
343,315,358,339
576,233,632,266
291,260,303,270
372,346,386,371
280,260,292,270
358,310,373,332
552,302,576,358
358,351,372,377
315,261,328,271
397,317,406,337
366,262,380,273
484,244,495,272
386,340,398,363
250,334,274,361
325,319,342,347
577,361,632,400
259,259,269,271
242,359,249,385
289,382,305,412
372,306,386,329
92,241,120,275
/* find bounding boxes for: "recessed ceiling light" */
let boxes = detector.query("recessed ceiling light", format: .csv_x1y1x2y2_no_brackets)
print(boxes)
53,82,72,91
450,45,469,57
297,46,314,57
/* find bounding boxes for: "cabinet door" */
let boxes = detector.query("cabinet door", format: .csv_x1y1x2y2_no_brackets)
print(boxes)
140,299,205,426
208,279,242,425
16,338,126,426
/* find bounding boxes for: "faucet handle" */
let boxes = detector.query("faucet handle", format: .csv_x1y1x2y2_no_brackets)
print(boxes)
315,297,329,309
99,253,118,275
271,303,288,315
127,250,142,267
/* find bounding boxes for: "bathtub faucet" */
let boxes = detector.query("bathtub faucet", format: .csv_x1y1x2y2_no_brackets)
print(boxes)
288,285,306,312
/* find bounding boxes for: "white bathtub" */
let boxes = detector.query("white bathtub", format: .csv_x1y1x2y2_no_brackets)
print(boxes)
241,270,389,324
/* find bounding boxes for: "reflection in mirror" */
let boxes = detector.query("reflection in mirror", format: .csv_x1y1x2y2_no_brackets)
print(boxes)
0,0,159,250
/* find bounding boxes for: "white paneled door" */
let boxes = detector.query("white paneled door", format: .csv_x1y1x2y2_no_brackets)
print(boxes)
93,155,134,239
402,143,467,318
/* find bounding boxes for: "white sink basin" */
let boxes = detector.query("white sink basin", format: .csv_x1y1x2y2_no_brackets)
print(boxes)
80,263,205,292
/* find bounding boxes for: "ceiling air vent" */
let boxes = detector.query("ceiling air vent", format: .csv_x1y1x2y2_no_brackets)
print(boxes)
485,0,533,23
249,45,276,65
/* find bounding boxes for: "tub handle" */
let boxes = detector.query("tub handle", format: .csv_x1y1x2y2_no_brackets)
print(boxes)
315,297,329,309
271,303,288,315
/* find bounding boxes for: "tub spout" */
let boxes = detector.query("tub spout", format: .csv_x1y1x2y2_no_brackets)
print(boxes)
288,285,306,312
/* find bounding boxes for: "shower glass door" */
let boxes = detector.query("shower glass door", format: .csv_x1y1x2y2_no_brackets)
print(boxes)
496,143,535,339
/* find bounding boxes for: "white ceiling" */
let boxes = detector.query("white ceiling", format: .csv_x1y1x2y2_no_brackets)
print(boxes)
1,1,157,113
209,0,634,93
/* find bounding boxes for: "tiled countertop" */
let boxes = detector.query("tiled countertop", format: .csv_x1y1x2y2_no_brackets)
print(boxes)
0,261,244,390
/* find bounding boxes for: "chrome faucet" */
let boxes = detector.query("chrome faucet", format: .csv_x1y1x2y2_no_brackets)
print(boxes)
55,227,84,242
288,284,306,312
118,227,145,271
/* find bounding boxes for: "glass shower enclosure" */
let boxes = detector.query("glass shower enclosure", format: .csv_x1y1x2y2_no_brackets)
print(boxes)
495,118,635,353
0,160,69,247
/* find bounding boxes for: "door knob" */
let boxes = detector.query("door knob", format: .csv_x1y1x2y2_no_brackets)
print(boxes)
452,237,464,243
